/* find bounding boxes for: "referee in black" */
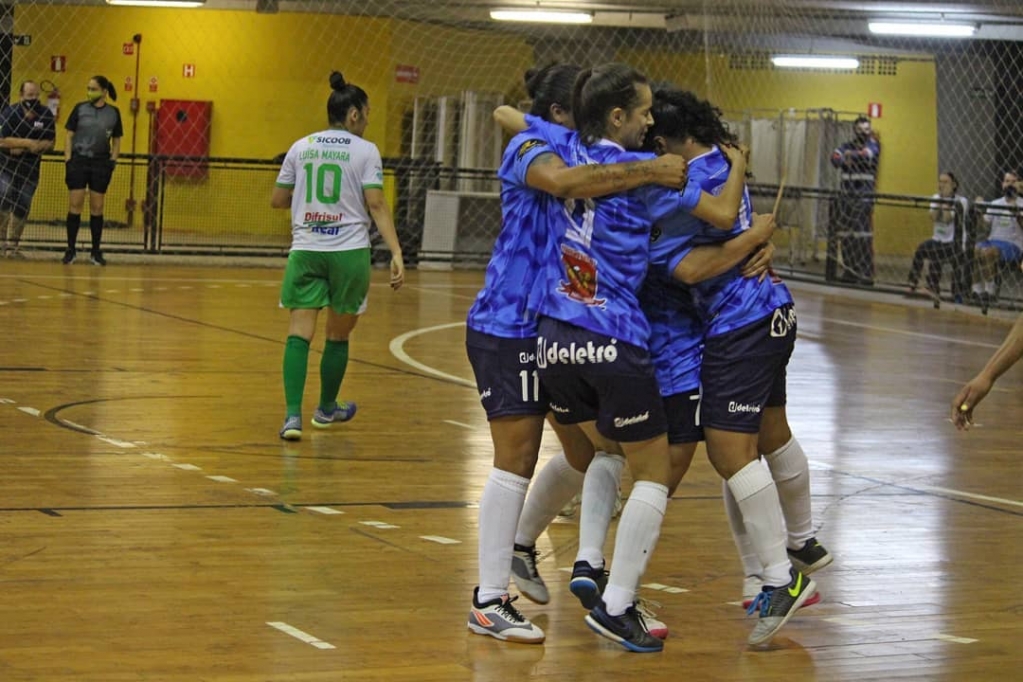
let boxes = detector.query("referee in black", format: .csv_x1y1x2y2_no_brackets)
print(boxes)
63,75,122,265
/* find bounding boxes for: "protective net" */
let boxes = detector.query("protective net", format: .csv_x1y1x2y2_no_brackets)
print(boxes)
2,0,1022,307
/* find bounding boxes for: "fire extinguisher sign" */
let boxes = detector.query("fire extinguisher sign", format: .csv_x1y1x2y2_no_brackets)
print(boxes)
50,55,66,72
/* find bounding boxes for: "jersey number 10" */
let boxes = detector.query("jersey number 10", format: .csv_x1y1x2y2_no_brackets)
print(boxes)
303,162,343,203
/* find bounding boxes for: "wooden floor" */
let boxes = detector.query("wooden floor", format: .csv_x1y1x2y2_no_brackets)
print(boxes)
0,259,1021,681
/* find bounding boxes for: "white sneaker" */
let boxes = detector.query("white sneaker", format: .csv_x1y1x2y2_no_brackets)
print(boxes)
468,589,545,644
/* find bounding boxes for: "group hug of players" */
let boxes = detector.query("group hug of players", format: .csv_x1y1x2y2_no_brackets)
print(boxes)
464,62,834,652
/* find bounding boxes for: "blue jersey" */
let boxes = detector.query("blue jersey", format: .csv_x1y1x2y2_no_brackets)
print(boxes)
466,118,571,338
528,120,702,349
638,267,704,396
645,146,793,338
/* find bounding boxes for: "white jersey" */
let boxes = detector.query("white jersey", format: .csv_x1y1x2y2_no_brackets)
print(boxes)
983,196,1023,250
928,193,969,245
276,128,384,252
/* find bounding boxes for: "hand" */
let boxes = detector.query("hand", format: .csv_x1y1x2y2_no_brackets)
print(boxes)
390,254,405,290
950,374,993,431
649,153,687,189
748,211,777,241
741,242,775,281
29,140,48,154
721,143,748,169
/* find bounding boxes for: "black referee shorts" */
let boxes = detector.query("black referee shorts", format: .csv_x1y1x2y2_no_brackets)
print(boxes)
65,156,115,194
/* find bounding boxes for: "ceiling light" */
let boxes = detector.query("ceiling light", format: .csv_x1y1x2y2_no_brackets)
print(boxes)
868,21,976,37
772,55,860,70
106,0,206,7
490,9,593,24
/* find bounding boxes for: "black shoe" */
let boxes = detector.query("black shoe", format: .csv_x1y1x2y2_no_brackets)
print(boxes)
569,560,607,609
61,248,76,264
746,568,817,646
787,537,833,575
585,601,664,653
90,251,107,266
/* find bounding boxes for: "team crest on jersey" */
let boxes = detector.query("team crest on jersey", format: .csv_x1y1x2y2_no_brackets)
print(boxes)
558,244,605,307
516,139,548,160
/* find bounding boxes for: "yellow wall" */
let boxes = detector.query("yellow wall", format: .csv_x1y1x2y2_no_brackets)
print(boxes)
620,49,939,255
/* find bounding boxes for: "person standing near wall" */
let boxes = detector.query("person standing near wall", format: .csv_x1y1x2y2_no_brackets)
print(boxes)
0,81,55,258
830,116,880,285
63,75,122,266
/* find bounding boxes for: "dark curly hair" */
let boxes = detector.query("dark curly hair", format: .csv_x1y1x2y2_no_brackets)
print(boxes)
643,88,736,151
525,63,582,123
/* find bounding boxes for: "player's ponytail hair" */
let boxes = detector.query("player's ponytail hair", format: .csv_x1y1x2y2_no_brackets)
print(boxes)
644,87,736,152
572,63,648,144
327,70,369,127
526,63,582,123
92,75,117,102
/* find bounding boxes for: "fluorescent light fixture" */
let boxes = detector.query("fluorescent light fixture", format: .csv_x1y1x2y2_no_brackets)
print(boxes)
106,0,205,7
868,21,975,37
772,55,860,70
490,9,593,24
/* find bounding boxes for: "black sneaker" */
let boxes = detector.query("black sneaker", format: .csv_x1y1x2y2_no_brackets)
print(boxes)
510,543,549,604
90,251,107,266
585,601,664,653
746,567,817,646
569,560,607,609
787,537,833,575
61,248,76,264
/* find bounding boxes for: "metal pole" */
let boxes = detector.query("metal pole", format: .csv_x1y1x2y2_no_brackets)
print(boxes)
125,33,142,227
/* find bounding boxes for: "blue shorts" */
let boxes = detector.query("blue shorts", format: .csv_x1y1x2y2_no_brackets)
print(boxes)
700,305,795,433
0,170,38,219
976,239,1023,264
537,316,666,443
663,388,703,445
466,328,548,420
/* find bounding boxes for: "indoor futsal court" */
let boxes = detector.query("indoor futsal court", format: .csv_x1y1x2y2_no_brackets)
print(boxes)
0,261,1020,681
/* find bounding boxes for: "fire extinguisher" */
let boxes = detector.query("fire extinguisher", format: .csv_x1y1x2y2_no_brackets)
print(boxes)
43,81,60,120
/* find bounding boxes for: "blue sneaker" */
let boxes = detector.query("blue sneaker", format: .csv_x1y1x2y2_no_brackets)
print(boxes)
311,401,357,428
585,601,664,653
279,415,302,441
569,560,607,609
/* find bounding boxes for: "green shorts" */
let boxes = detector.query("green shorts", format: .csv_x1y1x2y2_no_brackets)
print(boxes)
280,248,371,314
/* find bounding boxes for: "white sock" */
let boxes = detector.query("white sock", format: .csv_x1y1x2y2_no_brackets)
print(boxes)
986,280,997,294
514,451,584,547
973,282,984,294
722,478,762,578
603,481,668,616
726,460,790,588
576,451,624,568
477,467,530,603
764,437,814,549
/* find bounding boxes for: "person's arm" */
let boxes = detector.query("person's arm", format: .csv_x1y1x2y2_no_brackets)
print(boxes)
494,105,527,134
672,212,775,285
686,145,747,230
271,146,295,208
364,187,404,290
951,312,1023,430
526,151,687,199
0,137,40,151
64,131,73,161
109,137,121,162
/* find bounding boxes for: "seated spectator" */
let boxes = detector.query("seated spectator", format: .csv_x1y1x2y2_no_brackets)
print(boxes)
972,171,1023,310
907,171,968,308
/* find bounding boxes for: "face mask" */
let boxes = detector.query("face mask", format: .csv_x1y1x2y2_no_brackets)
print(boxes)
1007,186,1019,198
86,90,103,102
22,98,37,107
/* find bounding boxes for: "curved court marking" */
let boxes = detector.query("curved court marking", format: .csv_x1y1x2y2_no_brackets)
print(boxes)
389,322,475,389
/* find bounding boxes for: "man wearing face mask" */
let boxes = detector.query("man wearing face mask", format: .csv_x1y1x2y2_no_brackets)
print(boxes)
971,171,1023,312
0,81,56,258
830,116,881,285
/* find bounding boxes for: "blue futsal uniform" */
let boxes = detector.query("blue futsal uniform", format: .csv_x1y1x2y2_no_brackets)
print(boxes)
465,119,573,419
644,146,796,433
525,118,701,442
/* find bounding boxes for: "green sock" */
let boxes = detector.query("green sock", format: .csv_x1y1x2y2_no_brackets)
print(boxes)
319,339,350,410
283,335,310,416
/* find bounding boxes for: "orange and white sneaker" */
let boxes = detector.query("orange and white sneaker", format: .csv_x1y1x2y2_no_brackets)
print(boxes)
468,588,545,644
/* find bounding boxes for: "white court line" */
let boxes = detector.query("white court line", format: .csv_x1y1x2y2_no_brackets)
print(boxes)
17,407,40,417
95,436,137,449
388,322,475,388
0,398,15,404
443,420,474,430
360,521,399,529
266,622,335,650
172,463,202,471
806,314,999,349
36,295,51,299
11,298,27,302
810,461,1023,508
420,535,460,544
142,452,172,461
934,633,978,644
207,475,237,483
306,506,344,515
246,487,277,496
